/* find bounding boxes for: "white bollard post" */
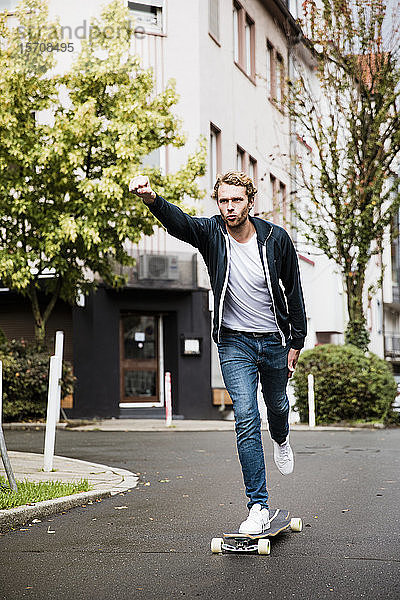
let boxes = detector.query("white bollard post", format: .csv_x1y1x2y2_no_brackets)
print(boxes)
54,331,64,422
0,360,2,425
308,373,316,428
165,371,172,427
43,356,60,472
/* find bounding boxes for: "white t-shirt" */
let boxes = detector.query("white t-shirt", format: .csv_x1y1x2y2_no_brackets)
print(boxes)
222,232,278,333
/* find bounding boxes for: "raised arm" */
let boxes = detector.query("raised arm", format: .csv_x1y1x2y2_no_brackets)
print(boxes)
129,175,213,250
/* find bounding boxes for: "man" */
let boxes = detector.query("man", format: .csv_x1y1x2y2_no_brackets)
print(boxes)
129,171,307,534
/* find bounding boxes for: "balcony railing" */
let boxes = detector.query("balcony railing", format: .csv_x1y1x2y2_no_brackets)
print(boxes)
385,333,400,359
392,284,400,304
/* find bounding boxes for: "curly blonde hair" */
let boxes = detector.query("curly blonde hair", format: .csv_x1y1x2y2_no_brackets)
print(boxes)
212,171,257,203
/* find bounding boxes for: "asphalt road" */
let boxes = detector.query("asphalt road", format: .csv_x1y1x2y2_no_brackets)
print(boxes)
1,428,399,600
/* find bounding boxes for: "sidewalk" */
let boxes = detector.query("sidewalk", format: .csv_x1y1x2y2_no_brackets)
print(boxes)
0,451,138,534
3,419,380,432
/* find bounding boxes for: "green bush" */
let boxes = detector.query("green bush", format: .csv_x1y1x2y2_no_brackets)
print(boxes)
292,344,397,425
0,338,75,422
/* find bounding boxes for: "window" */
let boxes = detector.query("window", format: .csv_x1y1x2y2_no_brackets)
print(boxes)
279,181,287,223
276,53,284,105
249,155,257,186
288,0,298,19
270,174,288,226
245,18,252,75
141,147,166,174
270,174,277,217
236,145,245,171
233,2,255,81
233,3,239,63
0,1,18,12
210,124,221,188
209,0,220,43
127,1,164,34
266,42,273,98
236,146,257,182
266,40,285,110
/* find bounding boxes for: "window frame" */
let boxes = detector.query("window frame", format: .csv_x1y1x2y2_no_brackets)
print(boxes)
270,174,288,226
209,0,220,45
233,1,255,84
266,41,273,98
127,0,165,36
210,123,222,188
266,39,286,112
236,145,245,172
275,52,284,106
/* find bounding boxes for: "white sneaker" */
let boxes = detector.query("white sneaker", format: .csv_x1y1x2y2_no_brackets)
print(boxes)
273,438,294,475
238,504,271,534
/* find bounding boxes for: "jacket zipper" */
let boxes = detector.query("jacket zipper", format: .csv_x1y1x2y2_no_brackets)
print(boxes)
261,235,286,348
217,230,231,343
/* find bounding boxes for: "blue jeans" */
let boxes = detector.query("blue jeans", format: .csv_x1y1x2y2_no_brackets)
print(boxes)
217,328,290,509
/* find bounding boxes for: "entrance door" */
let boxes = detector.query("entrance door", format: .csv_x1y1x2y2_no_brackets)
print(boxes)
120,314,161,406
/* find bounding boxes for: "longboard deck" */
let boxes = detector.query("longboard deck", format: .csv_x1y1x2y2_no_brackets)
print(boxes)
223,508,291,541
211,509,302,554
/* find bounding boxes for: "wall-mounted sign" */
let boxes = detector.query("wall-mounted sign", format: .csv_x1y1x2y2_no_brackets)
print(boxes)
181,336,202,356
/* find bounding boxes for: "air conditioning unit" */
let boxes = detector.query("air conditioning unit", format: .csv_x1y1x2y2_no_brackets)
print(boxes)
138,254,179,280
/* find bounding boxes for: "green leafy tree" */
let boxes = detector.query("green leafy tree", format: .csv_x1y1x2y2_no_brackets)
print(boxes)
0,0,206,344
288,0,400,351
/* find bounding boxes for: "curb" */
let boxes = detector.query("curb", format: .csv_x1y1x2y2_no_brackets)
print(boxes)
2,422,68,431
0,488,112,534
2,421,393,432
0,456,139,534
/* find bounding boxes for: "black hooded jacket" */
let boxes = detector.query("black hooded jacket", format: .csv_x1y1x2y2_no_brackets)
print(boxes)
147,193,307,349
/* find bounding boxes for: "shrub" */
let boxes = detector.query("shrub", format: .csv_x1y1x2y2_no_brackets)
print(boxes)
292,344,397,425
0,338,75,422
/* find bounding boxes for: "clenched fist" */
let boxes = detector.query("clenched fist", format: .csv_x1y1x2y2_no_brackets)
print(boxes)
129,175,156,205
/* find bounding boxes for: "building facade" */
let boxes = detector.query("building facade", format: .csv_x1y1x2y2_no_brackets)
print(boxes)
1,0,398,419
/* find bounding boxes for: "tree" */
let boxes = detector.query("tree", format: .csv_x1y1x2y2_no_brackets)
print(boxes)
0,0,206,344
288,0,400,350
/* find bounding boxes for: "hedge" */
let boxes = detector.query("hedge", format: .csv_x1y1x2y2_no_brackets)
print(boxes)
0,338,75,422
292,344,398,425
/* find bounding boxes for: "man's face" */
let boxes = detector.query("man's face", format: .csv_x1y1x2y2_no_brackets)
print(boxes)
217,183,253,228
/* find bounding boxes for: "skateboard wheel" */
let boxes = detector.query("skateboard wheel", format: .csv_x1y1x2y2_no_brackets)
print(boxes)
257,539,271,555
211,537,223,554
290,518,302,532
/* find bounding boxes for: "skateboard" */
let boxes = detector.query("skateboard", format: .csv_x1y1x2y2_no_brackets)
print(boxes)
211,509,302,555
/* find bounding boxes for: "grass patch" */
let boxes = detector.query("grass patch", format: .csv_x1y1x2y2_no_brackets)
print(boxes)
0,476,92,510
